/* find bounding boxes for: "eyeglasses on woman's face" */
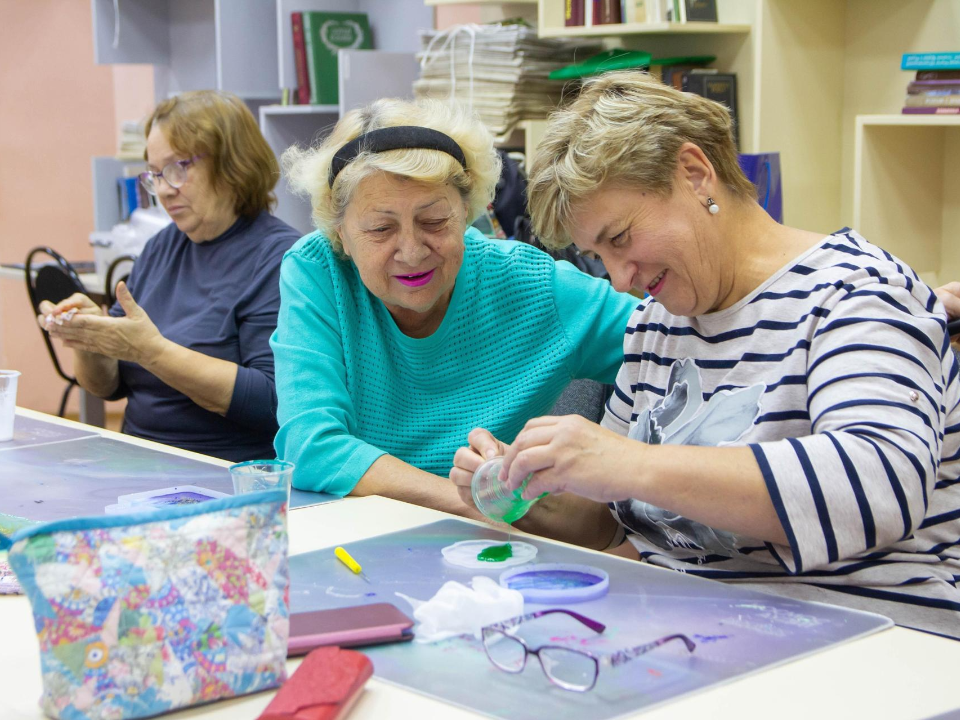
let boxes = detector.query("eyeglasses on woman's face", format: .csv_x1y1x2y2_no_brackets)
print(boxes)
481,609,696,692
138,154,206,196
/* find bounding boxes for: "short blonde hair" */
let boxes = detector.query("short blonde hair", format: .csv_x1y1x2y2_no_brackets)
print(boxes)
283,98,501,251
145,90,279,218
528,71,755,248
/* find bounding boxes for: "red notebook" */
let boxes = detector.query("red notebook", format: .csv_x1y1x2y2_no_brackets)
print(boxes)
258,646,373,720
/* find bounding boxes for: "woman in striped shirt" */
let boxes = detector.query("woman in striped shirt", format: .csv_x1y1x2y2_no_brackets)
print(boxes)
452,71,960,638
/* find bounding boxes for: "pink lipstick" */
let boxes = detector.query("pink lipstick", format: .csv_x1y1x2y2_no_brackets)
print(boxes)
396,269,435,287
647,270,667,295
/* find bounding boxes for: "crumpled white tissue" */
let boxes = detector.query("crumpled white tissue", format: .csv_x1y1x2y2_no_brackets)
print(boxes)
44,308,77,327
396,576,523,643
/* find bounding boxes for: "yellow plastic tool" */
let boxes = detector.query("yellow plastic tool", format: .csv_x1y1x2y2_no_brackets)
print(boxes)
335,546,371,583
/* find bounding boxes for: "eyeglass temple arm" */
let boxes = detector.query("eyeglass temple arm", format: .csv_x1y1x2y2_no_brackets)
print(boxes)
491,609,606,634
604,633,696,668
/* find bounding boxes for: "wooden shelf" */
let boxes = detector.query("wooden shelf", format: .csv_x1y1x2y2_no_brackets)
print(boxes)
858,114,960,128
425,0,535,5
260,104,339,116
853,113,960,287
538,21,750,38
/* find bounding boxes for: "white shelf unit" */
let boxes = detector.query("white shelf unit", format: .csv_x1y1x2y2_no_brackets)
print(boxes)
532,0,960,251
91,157,146,233
90,0,432,236
425,0,536,5
261,49,422,234
260,105,340,236
275,0,432,92
92,0,281,101
853,114,960,288
538,21,751,38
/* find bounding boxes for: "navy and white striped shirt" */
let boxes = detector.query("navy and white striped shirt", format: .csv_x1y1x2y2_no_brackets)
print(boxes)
603,230,960,638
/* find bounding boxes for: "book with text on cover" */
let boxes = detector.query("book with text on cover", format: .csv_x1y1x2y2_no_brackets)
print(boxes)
684,71,738,146
901,106,960,114
291,12,310,105
902,52,960,71
684,0,717,22
302,11,372,105
903,93,960,107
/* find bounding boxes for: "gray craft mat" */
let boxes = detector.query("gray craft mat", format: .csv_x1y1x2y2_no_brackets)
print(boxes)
288,519,892,720
0,419,338,522
0,415,98,451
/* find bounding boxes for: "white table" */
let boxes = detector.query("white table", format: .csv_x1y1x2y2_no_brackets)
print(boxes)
1,409,959,720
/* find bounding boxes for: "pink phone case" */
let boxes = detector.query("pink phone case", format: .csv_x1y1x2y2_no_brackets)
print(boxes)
287,603,415,656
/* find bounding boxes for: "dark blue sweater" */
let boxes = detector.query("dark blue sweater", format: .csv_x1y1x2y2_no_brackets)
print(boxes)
109,212,300,461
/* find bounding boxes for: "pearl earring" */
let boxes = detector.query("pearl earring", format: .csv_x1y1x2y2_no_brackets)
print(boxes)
706,197,720,215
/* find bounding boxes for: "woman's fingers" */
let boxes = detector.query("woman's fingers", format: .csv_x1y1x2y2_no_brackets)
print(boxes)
504,444,558,494
501,425,561,483
451,446,483,485
467,427,503,460
935,283,960,321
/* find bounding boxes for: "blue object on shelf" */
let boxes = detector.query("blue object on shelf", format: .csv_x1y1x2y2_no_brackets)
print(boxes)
739,152,783,223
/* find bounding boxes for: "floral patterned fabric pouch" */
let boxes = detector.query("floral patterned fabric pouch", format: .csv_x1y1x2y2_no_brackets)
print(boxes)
0,490,290,720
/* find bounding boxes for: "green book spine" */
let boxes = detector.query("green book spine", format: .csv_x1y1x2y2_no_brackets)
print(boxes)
303,13,319,105
302,12,373,106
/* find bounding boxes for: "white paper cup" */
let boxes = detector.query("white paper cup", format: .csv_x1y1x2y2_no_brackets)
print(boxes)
0,370,22,442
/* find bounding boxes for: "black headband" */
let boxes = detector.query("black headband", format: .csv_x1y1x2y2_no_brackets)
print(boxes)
328,126,468,188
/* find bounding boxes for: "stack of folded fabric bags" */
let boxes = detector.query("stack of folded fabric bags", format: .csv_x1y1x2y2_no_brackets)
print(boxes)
414,22,600,141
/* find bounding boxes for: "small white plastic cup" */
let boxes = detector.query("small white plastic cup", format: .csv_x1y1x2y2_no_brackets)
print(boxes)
0,370,21,442
228,459,294,503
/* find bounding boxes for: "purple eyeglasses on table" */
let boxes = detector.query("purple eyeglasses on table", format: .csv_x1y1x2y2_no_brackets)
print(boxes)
481,609,696,692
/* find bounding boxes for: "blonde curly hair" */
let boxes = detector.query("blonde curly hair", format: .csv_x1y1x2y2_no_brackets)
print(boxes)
528,71,755,249
283,98,501,251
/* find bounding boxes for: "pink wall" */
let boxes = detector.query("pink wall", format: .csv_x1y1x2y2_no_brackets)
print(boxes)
0,2,153,415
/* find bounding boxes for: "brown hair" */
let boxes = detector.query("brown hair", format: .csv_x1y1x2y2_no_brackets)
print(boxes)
145,90,278,218
528,71,756,248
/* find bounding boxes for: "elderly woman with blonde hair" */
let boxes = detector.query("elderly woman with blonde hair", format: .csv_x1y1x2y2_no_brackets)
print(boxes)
273,98,637,541
452,71,960,638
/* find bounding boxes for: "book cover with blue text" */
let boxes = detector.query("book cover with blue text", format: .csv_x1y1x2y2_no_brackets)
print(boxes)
902,52,960,71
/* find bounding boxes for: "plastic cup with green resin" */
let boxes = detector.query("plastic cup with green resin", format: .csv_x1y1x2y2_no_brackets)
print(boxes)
471,457,547,523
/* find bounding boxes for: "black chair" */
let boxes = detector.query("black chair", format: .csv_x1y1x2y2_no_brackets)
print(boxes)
104,254,137,307
24,247,91,417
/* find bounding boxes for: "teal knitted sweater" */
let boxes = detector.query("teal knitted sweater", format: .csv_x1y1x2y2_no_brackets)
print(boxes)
271,228,638,496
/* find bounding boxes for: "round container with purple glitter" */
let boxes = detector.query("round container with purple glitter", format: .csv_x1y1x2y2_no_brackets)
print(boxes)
498,563,610,604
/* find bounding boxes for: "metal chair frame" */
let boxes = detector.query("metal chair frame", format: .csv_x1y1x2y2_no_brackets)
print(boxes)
24,247,90,417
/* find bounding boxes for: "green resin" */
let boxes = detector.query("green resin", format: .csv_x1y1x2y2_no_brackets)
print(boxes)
500,484,549,524
477,543,513,562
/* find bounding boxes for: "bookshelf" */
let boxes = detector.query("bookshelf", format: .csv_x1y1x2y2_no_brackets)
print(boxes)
425,0,537,4
260,50,421,234
538,22,751,38
853,114,960,287
92,158,146,233
90,0,431,235
92,0,281,101
535,0,959,258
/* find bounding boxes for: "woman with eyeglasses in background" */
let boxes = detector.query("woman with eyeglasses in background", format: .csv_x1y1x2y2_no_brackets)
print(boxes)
40,90,299,461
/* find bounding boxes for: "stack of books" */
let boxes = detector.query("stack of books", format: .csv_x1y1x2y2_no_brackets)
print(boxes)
414,24,600,141
901,52,960,115
117,120,146,160
566,0,717,27
291,11,372,106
